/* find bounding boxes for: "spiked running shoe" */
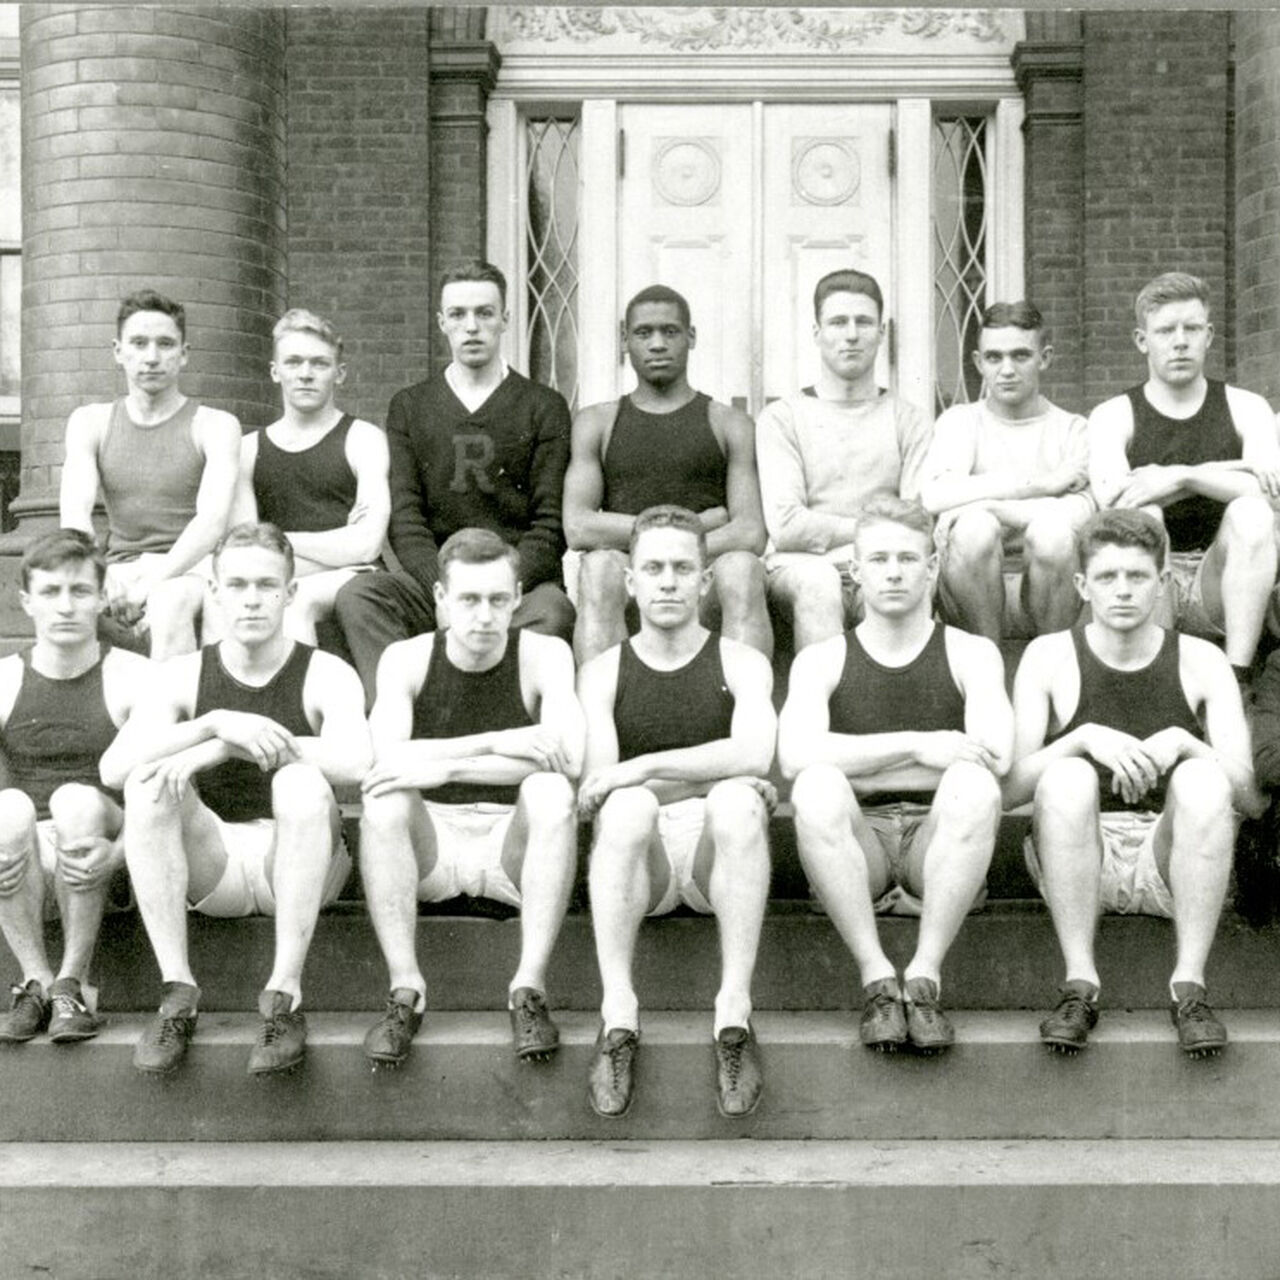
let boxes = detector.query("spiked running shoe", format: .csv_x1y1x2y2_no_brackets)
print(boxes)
48,977,102,1044
0,980,50,1044
1039,980,1100,1054
509,987,560,1062
715,1025,763,1118
133,981,200,1074
588,1026,639,1118
1171,982,1228,1057
904,977,955,1054
363,988,423,1067
248,989,307,1075
859,977,907,1052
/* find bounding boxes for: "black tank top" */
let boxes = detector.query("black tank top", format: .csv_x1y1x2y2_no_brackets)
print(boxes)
828,624,966,804
1049,626,1203,812
412,631,533,806
2,650,120,820
613,634,735,762
193,643,315,822
602,392,727,516
1126,380,1239,552
253,415,357,533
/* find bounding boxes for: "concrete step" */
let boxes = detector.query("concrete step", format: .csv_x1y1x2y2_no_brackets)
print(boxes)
1,1010,1277,1142
16,903,1280,1013
3,1138,1280,1278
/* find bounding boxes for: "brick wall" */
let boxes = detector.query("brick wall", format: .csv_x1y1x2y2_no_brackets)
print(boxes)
18,5,286,509
284,7,433,428
1080,12,1232,407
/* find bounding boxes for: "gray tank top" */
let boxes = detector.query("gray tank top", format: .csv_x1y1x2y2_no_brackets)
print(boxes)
98,397,203,561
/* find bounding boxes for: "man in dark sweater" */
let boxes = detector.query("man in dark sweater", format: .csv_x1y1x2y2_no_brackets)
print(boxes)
334,261,574,701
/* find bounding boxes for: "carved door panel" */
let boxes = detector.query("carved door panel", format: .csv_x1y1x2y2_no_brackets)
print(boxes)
761,104,894,401
616,104,754,407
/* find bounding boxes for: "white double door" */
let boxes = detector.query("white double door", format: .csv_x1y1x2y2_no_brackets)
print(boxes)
611,103,893,415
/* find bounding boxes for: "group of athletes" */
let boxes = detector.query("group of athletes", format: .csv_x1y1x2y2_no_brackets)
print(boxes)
2,259,1277,1122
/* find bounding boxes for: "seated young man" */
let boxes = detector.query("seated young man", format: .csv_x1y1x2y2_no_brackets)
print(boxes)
0,530,148,1044
1007,509,1262,1056
100,522,371,1076
231,308,390,645
578,505,776,1118
921,301,1093,642
60,289,241,658
779,495,1011,1055
358,528,583,1067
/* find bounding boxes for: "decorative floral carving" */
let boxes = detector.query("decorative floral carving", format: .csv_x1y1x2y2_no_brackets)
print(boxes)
501,8,1009,52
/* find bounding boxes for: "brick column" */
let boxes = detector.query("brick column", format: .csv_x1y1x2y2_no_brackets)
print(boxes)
429,9,500,373
13,4,287,532
1235,12,1280,405
1013,14,1084,413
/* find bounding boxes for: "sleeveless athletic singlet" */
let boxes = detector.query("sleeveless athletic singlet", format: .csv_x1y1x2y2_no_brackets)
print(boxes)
1049,626,1204,813
828,624,966,805
613,634,735,762
98,397,203,561
602,392,727,516
1126,380,1240,552
412,631,533,806
253,414,357,533
193,643,315,823
1,650,120,820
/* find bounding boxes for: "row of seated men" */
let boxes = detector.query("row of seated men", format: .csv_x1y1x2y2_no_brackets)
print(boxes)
62,265,1280,696
0,494,1272,1124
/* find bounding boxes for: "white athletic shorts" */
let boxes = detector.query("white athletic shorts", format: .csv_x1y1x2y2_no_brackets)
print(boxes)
646,797,714,916
1024,810,1173,919
416,801,522,907
191,816,351,918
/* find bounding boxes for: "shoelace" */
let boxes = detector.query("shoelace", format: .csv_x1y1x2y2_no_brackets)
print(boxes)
1178,996,1216,1024
1056,992,1092,1021
606,1034,633,1086
719,1037,744,1086
51,994,83,1019
154,1016,187,1047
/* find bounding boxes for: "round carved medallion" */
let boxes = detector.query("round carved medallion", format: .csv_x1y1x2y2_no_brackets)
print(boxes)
654,138,722,206
793,139,860,206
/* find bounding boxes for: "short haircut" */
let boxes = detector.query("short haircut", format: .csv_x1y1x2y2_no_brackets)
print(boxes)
624,284,692,330
21,528,106,591
813,269,884,323
853,493,935,551
1076,509,1166,573
438,527,520,586
1134,272,1211,326
439,260,507,310
117,289,186,340
212,521,295,581
273,308,344,361
628,504,708,565
980,300,1046,343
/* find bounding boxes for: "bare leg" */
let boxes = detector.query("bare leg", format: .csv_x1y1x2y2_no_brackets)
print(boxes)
589,786,662,1031
940,510,1005,643
695,779,770,1033
1023,511,1085,635
1154,758,1234,989
574,550,630,664
262,763,341,1005
1200,495,1279,667
146,575,206,660
766,555,845,651
502,772,577,995
903,761,1001,985
1031,757,1104,989
0,790,53,989
48,783,123,983
360,788,436,1003
790,764,895,986
708,552,773,659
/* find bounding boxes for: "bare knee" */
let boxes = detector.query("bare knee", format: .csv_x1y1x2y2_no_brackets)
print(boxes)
1034,758,1099,831
595,787,659,854
935,761,1002,836
0,789,37,855
518,770,575,820
360,788,415,844
947,510,1003,564
47,783,111,835
1023,514,1078,569
579,550,627,609
123,767,181,817
1167,758,1233,828
1221,495,1276,548
271,762,333,819
705,779,767,842
790,764,853,831
712,553,766,615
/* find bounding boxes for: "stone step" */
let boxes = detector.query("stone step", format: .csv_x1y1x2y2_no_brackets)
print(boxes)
3,1137,1279,1278
17,903,1280,1013
0,1010,1276,1143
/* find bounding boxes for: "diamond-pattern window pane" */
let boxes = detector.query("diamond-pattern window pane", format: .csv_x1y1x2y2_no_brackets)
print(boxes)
932,117,989,415
526,117,580,410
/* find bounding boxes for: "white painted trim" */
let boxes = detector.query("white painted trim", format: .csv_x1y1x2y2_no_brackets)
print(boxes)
578,100,619,405
894,99,933,414
486,99,525,371
490,55,1017,103
987,97,1026,304
750,100,765,413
